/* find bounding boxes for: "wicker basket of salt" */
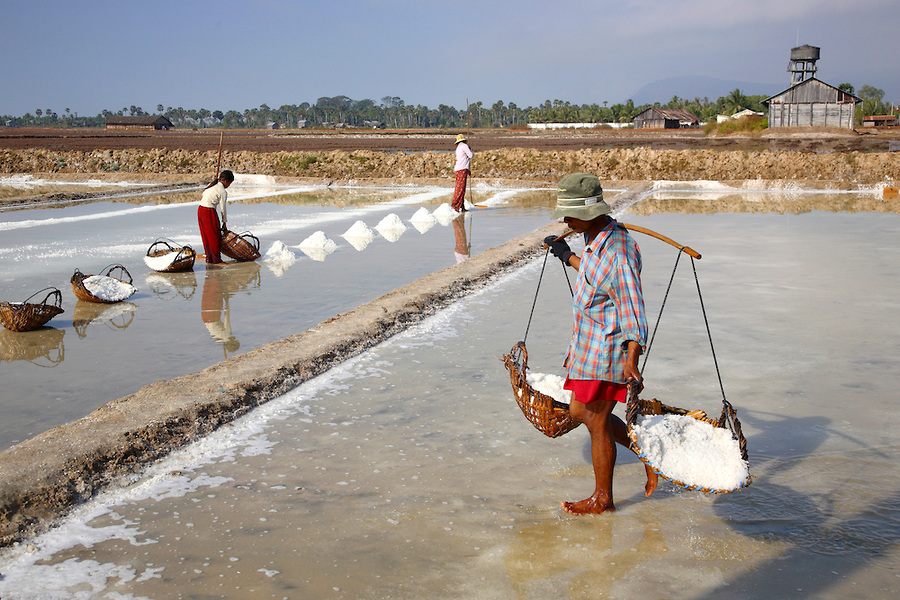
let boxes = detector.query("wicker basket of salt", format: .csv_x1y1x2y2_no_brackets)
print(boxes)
503,341,581,438
221,229,261,262
626,390,751,493
71,264,137,304
0,287,65,332
144,238,196,273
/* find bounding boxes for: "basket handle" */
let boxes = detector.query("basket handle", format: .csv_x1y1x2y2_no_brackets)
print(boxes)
101,263,133,285
147,239,177,255
23,287,62,308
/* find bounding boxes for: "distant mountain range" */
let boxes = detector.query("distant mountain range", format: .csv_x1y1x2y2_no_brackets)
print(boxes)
630,75,786,104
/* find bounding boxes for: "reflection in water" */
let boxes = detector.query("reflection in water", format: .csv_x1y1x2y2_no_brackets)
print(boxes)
0,327,65,367
200,263,261,357
452,213,471,263
504,517,667,599
71,301,137,338
144,271,199,300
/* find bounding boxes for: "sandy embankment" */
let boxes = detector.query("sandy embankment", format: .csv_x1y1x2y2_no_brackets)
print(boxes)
2,146,898,190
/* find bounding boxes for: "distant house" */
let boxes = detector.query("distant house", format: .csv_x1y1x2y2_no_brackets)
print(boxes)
105,116,173,131
632,108,700,129
762,78,859,129
862,115,898,127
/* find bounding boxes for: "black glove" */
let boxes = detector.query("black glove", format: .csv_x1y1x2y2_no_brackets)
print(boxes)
544,235,574,264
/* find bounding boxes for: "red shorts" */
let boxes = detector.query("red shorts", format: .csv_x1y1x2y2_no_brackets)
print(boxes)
563,378,628,404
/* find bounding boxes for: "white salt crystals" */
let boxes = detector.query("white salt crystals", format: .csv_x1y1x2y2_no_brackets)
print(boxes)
525,372,572,405
298,231,337,262
375,213,407,242
143,252,179,272
631,413,750,492
409,207,437,233
83,275,137,302
262,241,297,275
341,220,376,251
432,203,458,225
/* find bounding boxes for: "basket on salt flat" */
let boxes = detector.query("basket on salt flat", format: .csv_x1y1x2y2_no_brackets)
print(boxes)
144,239,196,273
0,287,65,332
71,264,137,304
221,229,261,262
626,394,751,494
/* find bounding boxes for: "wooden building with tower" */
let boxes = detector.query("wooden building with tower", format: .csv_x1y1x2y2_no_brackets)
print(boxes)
762,45,860,129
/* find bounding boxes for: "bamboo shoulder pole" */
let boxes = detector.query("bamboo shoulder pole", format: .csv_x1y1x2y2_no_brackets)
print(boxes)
554,224,702,259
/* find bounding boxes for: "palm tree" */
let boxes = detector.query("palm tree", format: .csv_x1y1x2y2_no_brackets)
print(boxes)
725,89,748,114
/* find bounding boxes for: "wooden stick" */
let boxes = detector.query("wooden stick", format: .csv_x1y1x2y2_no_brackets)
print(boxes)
554,223,702,259
214,131,224,179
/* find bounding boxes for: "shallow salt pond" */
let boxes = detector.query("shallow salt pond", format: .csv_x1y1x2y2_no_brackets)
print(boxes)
1,184,899,599
0,178,552,450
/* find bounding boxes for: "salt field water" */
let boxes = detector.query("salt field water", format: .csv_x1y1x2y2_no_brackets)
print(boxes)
0,178,552,450
1,183,899,598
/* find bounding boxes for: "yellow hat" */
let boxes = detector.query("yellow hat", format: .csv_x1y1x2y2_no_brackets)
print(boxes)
455,134,467,144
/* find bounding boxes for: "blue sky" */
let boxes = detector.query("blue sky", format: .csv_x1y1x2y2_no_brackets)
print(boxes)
2,0,898,117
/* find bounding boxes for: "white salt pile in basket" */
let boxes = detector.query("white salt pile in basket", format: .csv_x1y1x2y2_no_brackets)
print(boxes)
375,214,407,242
631,413,750,491
342,220,376,251
143,252,178,272
83,275,137,302
409,207,437,233
525,372,572,405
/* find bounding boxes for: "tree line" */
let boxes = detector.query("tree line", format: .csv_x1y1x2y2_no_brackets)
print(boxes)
2,84,893,130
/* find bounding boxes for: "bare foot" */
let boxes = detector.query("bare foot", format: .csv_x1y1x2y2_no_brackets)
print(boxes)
561,496,616,515
644,464,659,497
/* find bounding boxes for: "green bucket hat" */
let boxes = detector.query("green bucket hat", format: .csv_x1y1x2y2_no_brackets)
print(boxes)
550,173,610,220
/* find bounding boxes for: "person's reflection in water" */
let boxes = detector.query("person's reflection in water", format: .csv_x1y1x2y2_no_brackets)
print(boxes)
200,268,240,357
452,213,470,264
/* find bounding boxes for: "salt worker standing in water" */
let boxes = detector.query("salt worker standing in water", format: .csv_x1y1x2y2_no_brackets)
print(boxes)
198,169,234,265
543,173,658,514
452,134,473,212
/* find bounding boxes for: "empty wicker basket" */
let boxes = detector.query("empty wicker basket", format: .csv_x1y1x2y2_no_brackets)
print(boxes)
0,287,65,332
221,229,261,262
71,264,136,304
144,238,196,272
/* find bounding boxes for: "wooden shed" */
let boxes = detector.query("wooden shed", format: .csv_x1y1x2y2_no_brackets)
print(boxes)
762,78,859,129
632,108,700,129
105,116,173,131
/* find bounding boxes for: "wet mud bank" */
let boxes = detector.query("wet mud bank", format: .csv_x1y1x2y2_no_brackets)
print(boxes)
0,219,567,547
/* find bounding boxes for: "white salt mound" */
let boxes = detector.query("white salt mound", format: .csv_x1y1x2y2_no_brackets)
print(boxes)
143,252,179,272
263,240,297,262
432,203,457,218
631,413,750,491
83,275,137,302
342,220,375,240
410,207,437,225
299,231,337,251
525,372,572,405
375,213,407,233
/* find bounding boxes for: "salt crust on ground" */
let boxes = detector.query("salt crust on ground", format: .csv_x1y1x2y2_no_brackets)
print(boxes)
525,372,571,405
631,413,749,491
82,275,137,302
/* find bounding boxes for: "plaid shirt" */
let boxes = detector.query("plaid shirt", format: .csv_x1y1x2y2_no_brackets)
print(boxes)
565,219,648,383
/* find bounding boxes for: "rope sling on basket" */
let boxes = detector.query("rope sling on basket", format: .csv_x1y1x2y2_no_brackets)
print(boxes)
502,223,751,493
144,238,196,273
0,287,65,332
221,229,261,262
